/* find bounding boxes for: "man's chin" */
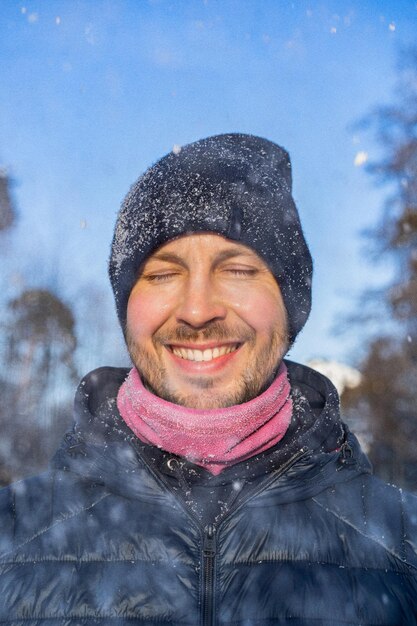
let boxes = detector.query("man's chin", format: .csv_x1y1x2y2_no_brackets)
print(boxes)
156,391,246,410
136,359,282,408
143,378,263,409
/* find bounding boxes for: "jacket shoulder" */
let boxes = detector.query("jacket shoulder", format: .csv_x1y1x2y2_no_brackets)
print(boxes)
0,470,108,560
313,472,417,570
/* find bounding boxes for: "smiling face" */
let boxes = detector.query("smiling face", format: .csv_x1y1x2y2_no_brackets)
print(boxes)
126,233,289,409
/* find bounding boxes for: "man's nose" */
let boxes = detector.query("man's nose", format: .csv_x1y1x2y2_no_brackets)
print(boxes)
175,276,227,328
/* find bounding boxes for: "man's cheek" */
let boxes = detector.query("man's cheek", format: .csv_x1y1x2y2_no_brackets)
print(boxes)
127,298,154,330
239,306,276,332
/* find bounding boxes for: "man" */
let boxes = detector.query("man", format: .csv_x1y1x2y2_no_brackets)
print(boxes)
0,133,416,624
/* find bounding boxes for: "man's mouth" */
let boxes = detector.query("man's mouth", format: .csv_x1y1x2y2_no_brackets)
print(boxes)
168,343,240,362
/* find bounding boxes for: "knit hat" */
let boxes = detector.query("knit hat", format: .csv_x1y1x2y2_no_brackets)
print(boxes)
109,133,313,344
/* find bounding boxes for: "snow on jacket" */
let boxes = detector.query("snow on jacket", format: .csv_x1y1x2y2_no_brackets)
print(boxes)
0,361,416,625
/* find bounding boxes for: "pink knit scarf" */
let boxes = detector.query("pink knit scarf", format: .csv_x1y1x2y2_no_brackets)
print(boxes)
117,362,293,475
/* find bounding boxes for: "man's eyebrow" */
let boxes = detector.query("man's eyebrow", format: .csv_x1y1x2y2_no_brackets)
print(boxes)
147,247,258,268
214,248,258,263
147,252,188,268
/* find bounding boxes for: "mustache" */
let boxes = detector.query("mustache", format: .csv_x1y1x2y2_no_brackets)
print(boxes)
154,322,255,344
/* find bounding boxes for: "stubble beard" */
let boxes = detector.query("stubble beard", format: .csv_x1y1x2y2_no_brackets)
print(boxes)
126,322,289,409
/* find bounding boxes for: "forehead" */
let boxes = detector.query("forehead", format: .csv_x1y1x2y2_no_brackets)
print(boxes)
145,233,265,264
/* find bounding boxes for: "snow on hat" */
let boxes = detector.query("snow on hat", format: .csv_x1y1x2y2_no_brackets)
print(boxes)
109,133,313,344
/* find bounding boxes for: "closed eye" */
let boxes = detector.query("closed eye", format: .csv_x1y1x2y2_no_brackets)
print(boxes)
144,272,179,282
224,268,259,277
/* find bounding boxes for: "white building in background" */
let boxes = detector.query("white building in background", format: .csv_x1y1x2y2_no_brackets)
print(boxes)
307,358,371,453
307,359,362,396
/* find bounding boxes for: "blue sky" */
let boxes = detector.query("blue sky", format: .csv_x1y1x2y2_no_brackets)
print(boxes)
1,0,417,368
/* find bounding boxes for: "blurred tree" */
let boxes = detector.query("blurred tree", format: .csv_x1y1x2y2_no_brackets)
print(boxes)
0,288,78,485
6,289,78,386
0,168,18,295
0,169,16,232
342,51,417,489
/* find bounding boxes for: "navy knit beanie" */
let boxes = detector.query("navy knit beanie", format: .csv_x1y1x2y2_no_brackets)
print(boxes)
109,133,313,344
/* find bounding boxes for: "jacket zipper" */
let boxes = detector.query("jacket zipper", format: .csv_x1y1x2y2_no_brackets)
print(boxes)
199,447,307,626
133,441,308,626
202,523,216,626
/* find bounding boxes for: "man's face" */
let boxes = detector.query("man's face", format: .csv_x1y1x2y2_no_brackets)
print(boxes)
126,233,289,409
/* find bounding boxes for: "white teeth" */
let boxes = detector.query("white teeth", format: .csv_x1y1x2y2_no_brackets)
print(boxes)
171,345,238,362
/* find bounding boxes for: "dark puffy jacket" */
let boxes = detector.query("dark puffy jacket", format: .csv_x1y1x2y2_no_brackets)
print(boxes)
0,361,416,625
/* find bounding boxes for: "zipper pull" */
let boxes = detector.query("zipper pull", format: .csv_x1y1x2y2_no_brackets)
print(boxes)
337,441,356,469
64,432,87,457
203,524,216,557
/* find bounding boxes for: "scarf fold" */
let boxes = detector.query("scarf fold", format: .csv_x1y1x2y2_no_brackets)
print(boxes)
117,362,293,475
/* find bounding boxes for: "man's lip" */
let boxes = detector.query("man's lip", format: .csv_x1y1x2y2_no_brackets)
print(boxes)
167,341,242,351
165,342,242,369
